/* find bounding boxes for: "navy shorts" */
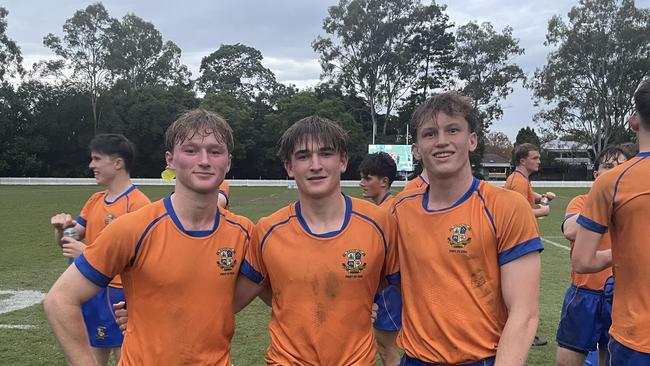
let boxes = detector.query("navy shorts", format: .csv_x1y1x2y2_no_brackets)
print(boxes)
556,279,613,353
373,285,402,331
607,337,650,365
81,286,125,348
400,354,495,366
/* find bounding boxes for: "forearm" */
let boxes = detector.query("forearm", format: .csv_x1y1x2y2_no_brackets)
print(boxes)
573,249,611,273
532,207,548,218
495,309,538,366
44,296,97,365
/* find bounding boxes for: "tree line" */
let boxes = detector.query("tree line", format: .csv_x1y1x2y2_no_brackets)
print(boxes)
1,0,648,178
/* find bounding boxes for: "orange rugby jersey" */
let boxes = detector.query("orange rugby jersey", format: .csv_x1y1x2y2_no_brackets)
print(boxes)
577,152,650,353
241,195,399,366
504,169,536,207
75,196,253,365
392,178,543,364
76,185,150,288
378,191,396,209
564,194,612,290
403,174,428,191
219,180,230,209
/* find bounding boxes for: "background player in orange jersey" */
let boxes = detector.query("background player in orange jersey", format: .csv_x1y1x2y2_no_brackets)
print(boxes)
45,109,253,366
359,151,401,365
505,143,556,219
572,79,650,365
235,116,400,365
403,169,428,191
556,145,629,366
49,134,150,365
392,92,542,365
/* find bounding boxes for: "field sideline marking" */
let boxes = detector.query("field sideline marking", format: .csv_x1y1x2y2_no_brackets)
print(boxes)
542,237,570,251
0,324,37,329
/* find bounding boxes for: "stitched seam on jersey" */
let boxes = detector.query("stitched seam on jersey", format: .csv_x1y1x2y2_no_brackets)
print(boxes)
351,211,388,255
223,217,250,240
392,192,423,214
130,213,169,266
260,216,296,252
476,189,497,234
612,156,646,214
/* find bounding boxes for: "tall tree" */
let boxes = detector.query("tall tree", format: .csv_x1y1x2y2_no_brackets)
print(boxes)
531,0,650,158
454,21,525,131
515,126,541,147
40,2,116,134
197,43,278,102
106,14,191,89
313,0,454,142
484,131,513,159
0,7,24,81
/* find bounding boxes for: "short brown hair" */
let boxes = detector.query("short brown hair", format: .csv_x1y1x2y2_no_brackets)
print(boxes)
634,79,650,128
164,109,234,153
278,116,349,162
512,143,539,166
411,92,479,140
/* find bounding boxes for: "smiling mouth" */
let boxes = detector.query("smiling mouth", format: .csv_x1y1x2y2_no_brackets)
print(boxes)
433,151,454,158
307,176,326,181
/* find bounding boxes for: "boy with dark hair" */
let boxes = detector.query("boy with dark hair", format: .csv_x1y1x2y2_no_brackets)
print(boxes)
45,110,253,365
392,92,543,365
236,115,400,365
557,145,628,366
49,133,150,365
505,143,556,219
573,80,650,365
359,151,397,206
359,151,401,365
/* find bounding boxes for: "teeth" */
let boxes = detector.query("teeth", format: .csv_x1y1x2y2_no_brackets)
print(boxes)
435,152,452,158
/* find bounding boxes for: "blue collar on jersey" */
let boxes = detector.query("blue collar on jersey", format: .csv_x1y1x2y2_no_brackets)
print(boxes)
104,184,137,205
421,177,480,212
378,191,393,205
512,169,529,180
637,151,650,157
295,193,352,238
163,195,220,237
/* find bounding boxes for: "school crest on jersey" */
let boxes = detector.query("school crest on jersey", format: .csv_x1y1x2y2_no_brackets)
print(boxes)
342,249,367,274
217,247,237,271
448,224,472,248
104,213,117,225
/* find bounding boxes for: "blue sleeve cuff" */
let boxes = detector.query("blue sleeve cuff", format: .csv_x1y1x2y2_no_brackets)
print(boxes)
386,272,400,285
240,259,263,284
76,215,87,227
498,237,544,266
74,254,111,287
577,215,607,234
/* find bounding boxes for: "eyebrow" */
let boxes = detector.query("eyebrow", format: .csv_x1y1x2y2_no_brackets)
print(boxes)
293,146,336,155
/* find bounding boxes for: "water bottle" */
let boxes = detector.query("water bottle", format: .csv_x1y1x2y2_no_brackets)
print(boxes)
62,227,80,264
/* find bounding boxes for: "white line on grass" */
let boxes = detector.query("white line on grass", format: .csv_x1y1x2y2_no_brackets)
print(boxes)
0,324,36,329
541,237,570,251
0,290,45,315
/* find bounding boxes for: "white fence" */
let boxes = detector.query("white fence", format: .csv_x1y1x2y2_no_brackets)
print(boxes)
0,177,594,188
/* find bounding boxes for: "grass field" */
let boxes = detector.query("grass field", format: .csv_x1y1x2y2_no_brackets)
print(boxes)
0,184,589,365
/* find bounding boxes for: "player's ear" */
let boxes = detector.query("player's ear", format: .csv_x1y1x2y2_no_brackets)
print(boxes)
339,153,349,174
629,113,640,132
283,159,295,178
113,157,124,171
380,176,389,188
412,143,421,161
468,131,478,152
165,151,175,170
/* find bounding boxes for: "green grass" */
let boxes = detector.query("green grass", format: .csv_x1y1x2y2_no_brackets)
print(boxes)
0,185,589,365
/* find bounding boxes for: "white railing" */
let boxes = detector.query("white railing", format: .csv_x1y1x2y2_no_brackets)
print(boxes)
0,177,594,188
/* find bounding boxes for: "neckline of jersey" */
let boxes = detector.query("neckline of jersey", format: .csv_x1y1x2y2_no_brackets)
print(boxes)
512,169,529,180
163,195,220,237
421,177,480,213
103,184,137,205
295,193,352,238
378,191,393,205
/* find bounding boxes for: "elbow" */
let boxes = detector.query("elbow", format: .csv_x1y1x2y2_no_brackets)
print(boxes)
571,255,591,274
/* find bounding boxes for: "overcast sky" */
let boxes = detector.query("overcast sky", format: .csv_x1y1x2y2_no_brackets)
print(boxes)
3,0,649,140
